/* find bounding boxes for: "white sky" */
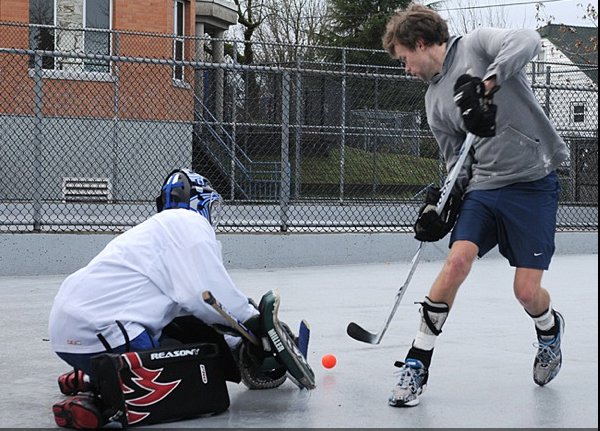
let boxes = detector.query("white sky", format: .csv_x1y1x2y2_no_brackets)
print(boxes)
428,0,599,30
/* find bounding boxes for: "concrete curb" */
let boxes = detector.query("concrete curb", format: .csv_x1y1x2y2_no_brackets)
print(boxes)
0,231,597,276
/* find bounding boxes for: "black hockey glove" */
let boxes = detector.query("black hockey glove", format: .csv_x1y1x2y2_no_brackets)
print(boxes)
453,74,498,137
414,186,462,242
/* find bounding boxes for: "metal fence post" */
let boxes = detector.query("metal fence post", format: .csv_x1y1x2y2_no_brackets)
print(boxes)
32,52,44,232
340,48,347,202
294,53,303,199
231,40,238,201
280,71,291,232
545,66,551,117
111,32,120,202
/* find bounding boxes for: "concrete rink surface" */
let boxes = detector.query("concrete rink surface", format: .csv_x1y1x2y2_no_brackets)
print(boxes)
0,253,597,428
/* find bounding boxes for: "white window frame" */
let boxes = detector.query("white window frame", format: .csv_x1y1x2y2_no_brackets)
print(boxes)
29,0,113,79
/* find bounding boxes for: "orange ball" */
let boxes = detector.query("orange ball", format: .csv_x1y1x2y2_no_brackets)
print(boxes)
321,353,337,369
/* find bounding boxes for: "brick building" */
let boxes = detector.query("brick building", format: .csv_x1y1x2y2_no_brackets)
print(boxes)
0,1,237,203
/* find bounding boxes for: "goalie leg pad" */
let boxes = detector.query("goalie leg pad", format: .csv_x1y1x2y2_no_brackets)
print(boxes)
91,343,230,427
162,315,241,383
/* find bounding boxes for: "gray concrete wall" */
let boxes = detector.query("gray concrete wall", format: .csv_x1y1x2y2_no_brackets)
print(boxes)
0,231,596,276
0,116,191,201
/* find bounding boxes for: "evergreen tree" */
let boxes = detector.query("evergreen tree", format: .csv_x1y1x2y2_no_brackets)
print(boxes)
321,0,411,49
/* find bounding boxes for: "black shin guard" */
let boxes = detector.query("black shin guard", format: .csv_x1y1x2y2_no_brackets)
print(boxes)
419,296,450,336
407,297,449,370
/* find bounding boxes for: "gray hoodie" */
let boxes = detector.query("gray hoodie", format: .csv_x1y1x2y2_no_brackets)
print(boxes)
426,28,569,194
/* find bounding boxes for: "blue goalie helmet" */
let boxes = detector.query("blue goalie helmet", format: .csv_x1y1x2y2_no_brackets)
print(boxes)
156,168,223,229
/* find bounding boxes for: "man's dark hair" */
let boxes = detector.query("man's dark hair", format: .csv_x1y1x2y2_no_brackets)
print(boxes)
382,3,449,55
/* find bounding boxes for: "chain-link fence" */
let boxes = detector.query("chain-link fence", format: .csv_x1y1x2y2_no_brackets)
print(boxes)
1,22,597,233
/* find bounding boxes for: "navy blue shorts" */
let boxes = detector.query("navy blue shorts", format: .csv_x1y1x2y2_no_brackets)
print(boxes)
56,330,158,377
450,172,560,270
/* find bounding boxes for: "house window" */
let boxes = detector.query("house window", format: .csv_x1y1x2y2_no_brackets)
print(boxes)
173,0,185,81
84,0,111,72
29,0,112,73
572,103,586,123
535,49,546,77
29,0,55,69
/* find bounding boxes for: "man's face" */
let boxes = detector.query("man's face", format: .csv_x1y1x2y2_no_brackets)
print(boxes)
392,41,438,81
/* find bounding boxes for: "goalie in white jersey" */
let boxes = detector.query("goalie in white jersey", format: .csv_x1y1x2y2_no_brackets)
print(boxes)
49,168,311,429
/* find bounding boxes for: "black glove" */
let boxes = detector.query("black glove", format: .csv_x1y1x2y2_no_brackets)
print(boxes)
414,186,462,242
453,74,498,137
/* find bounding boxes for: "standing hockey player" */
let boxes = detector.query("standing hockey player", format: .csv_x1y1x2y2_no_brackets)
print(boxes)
381,4,568,407
49,168,314,429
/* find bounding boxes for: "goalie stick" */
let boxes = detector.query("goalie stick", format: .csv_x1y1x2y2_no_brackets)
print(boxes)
202,290,261,346
203,291,311,358
346,132,476,344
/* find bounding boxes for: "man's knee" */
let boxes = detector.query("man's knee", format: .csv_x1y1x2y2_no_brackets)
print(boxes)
443,251,474,281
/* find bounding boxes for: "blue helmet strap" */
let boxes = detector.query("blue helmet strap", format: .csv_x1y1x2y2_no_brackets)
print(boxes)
157,169,222,228
162,180,190,210
156,170,192,212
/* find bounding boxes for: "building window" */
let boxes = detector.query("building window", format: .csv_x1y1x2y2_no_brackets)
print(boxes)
572,103,585,123
173,0,185,81
84,0,111,72
29,0,55,69
29,0,112,73
535,49,546,77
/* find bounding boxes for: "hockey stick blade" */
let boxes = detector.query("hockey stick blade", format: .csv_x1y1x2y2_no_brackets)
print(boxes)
346,321,381,344
347,242,424,344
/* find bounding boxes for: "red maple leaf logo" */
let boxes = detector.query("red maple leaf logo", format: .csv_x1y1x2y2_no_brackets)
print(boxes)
120,352,181,424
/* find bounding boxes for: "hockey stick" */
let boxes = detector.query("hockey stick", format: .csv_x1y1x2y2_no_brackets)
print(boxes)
346,132,476,344
202,290,261,346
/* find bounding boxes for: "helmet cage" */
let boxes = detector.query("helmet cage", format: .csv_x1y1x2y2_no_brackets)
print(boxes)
191,189,223,228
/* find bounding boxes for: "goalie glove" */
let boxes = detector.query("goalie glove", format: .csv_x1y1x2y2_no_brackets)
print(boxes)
413,186,462,242
453,74,499,137
235,314,288,389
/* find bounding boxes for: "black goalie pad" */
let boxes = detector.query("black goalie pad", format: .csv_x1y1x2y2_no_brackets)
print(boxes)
91,343,230,427
162,315,241,383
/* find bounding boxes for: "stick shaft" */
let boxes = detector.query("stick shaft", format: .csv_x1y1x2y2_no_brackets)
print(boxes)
346,133,476,344
435,133,474,214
